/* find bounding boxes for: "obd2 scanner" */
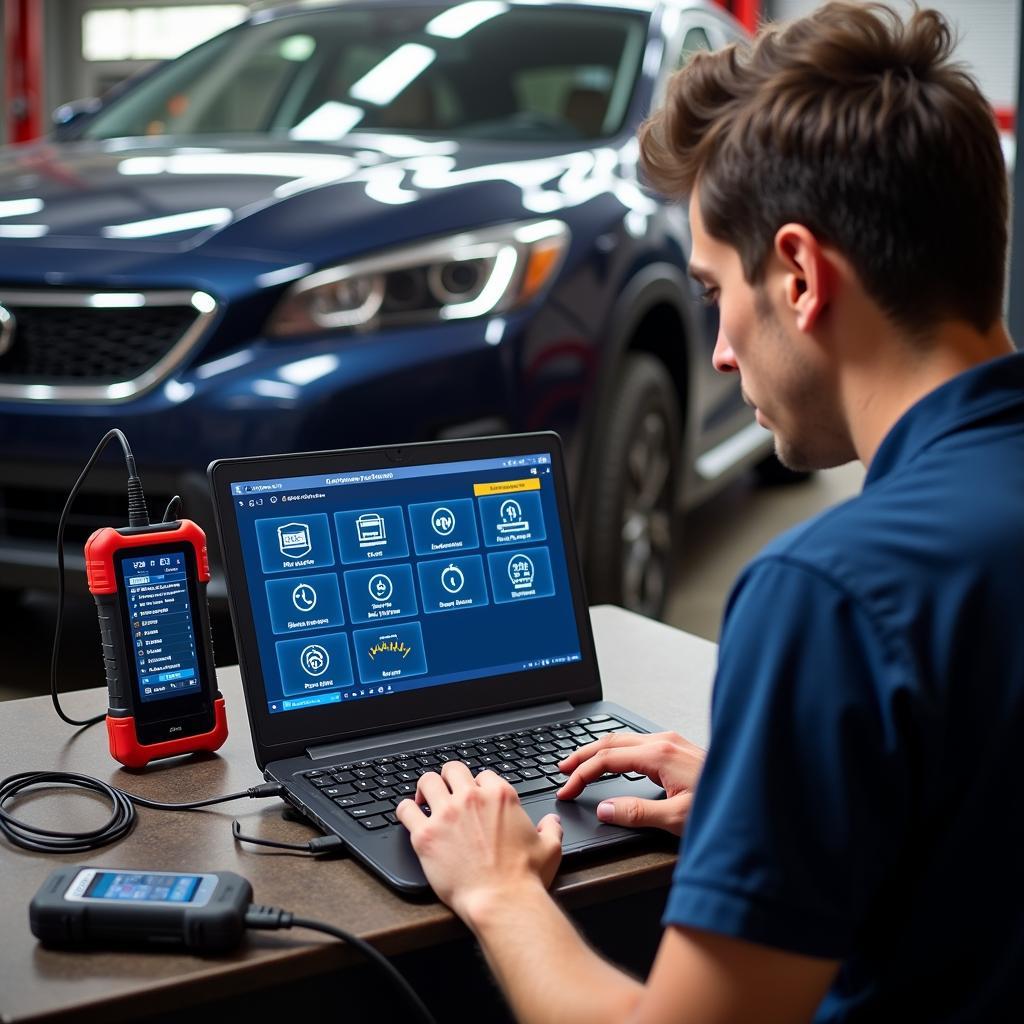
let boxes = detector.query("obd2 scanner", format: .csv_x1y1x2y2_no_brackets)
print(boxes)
86,519,227,767
52,429,228,767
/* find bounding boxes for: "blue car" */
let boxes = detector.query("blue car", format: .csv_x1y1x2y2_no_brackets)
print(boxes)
0,0,774,619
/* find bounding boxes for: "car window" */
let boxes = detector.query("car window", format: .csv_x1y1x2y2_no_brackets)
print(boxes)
81,5,650,143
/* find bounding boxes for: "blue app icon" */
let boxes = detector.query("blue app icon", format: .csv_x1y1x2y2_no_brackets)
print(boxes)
265,574,345,634
344,563,418,623
275,632,354,697
353,621,428,684
408,498,480,556
478,491,546,547
487,546,556,604
256,514,335,574
334,506,409,565
417,554,489,614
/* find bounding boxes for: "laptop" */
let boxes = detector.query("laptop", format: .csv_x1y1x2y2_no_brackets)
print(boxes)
209,432,667,893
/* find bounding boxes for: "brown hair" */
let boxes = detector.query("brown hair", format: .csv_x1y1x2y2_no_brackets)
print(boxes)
639,2,1007,334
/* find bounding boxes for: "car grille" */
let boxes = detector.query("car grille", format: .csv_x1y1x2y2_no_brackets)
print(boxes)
0,289,216,401
0,483,171,546
0,304,196,381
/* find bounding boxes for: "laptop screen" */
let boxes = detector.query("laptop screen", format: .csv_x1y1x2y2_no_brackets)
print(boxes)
227,449,583,718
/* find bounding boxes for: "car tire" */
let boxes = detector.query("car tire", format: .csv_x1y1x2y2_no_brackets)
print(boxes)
585,353,681,619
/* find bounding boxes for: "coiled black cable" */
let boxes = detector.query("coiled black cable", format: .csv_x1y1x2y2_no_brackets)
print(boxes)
0,772,283,853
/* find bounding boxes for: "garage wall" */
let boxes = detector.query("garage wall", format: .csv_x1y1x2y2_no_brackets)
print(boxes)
766,0,1020,109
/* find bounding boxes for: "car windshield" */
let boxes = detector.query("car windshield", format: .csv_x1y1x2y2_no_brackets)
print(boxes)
81,4,650,143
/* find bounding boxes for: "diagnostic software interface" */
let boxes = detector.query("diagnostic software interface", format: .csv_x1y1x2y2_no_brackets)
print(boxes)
229,452,583,715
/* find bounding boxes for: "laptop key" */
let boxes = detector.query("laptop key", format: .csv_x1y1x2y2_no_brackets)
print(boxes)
396,770,418,783
514,777,556,797
624,772,646,781
519,768,542,779
349,801,394,818
310,777,332,788
332,771,355,783
359,815,388,830
372,787,396,801
353,768,377,780
587,721,626,735
323,784,356,798
305,770,325,778
376,774,398,787
500,771,522,783
353,779,377,791
384,812,399,825
539,764,561,775
335,793,373,808
395,782,417,795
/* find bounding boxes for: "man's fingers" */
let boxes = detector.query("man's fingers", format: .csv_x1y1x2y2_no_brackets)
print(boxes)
416,770,449,806
556,746,663,800
536,812,563,844
440,759,475,791
558,732,648,774
595,793,691,837
395,797,426,833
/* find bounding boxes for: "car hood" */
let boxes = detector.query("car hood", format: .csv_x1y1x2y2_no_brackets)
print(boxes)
0,134,646,265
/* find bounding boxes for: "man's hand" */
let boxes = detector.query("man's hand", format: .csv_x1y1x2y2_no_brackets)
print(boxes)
396,761,563,919
556,731,706,835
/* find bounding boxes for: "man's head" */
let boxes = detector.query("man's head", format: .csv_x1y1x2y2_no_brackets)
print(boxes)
640,2,1008,469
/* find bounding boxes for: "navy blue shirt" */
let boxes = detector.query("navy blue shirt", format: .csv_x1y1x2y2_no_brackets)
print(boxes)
663,354,1024,1021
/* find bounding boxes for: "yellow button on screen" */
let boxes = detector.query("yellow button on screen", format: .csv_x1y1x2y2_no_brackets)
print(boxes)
473,477,542,497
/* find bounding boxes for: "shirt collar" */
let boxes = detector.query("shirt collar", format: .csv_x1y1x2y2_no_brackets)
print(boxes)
865,351,1024,487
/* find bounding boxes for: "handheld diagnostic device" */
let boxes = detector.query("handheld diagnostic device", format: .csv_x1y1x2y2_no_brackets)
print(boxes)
85,519,228,768
30,865,252,952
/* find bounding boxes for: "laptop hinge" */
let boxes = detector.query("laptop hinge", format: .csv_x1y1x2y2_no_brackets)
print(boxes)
306,701,576,763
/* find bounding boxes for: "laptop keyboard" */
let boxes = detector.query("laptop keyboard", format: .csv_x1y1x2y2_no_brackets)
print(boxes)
301,714,645,831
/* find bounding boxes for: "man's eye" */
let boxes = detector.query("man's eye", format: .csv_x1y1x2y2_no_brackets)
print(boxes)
699,287,719,307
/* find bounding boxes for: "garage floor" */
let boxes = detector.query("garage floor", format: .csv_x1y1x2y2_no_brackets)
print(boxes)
0,462,864,703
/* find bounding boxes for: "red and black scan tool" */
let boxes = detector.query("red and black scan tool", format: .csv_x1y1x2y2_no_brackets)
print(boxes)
85,519,228,768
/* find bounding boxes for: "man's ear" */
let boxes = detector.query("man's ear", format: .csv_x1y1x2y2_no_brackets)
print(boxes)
773,224,834,332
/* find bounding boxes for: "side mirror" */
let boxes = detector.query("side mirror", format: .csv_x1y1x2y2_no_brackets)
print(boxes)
51,98,102,138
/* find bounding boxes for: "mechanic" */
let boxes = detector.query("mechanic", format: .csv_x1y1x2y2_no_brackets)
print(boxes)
395,3,1024,1020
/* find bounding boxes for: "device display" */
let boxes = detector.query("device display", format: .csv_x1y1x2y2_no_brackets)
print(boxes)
30,866,250,952
121,551,202,703
72,870,211,905
227,452,582,716
85,520,228,767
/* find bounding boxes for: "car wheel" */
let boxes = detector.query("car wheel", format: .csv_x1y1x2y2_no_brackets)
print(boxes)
586,353,681,619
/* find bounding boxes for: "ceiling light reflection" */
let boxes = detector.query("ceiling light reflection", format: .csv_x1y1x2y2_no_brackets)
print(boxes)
426,2,508,39
349,44,436,106
102,208,232,239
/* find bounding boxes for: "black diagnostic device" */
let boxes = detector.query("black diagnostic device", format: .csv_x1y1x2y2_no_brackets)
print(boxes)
30,866,252,952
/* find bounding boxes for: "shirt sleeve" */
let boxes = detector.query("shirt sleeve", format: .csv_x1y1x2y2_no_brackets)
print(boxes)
663,556,914,959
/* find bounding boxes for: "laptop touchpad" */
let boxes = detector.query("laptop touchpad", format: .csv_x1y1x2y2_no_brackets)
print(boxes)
521,779,665,847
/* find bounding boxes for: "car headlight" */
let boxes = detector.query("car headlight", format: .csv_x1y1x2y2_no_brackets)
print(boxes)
266,219,569,336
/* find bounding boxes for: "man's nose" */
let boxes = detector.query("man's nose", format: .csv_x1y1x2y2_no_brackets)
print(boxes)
712,327,738,374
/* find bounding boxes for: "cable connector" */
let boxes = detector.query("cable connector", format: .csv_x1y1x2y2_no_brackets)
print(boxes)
247,782,286,799
244,904,293,931
308,834,347,853
231,818,347,856
126,474,150,528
